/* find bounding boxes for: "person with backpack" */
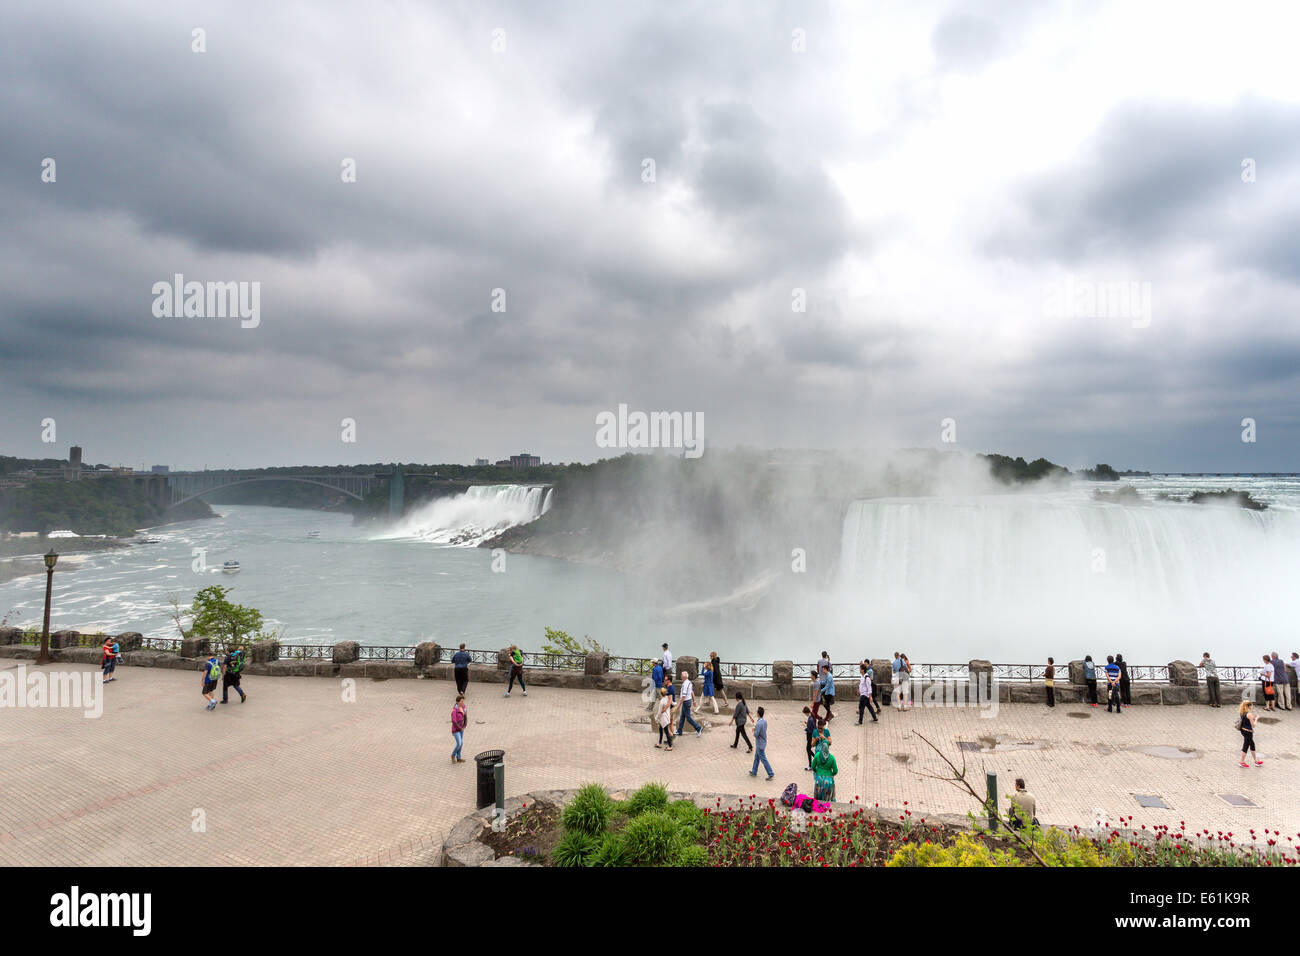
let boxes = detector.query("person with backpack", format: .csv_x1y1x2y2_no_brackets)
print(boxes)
802,706,817,770
729,692,752,752
895,652,913,711
1116,653,1131,707
220,645,247,704
857,662,878,724
1104,656,1122,714
504,644,526,697
818,662,836,721
451,643,471,695
451,694,467,763
1083,655,1098,707
1238,701,1262,767
201,654,222,711
100,637,120,683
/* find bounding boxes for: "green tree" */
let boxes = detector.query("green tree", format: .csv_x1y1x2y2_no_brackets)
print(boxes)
173,585,269,651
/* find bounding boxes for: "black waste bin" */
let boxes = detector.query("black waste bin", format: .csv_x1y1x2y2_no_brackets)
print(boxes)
475,750,505,809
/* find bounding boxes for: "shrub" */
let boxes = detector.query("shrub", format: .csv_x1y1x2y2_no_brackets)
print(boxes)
551,830,599,868
664,799,705,837
622,811,690,866
886,834,1022,867
590,833,629,867
625,782,670,818
672,843,708,867
561,783,615,837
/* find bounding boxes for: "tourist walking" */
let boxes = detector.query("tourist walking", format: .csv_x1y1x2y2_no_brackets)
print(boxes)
1044,657,1056,708
862,660,881,718
811,736,837,802
655,687,674,751
100,637,120,684
819,650,832,673
1259,656,1276,711
1008,778,1038,830
1104,656,1122,714
894,652,913,710
802,706,817,769
700,661,720,714
710,651,727,707
201,654,221,711
1270,653,1290,711
649,658,665,712
676,671,702,738
1238,701,1262,767
809,668,822,716
729,692,752,752
662,643,673,678
220,645,247,704
1199,652,1221,707
857,662,878,723
451,643,471,695
748,707,774,780
1290,653,1300,705
504,644,527,697
1116,653,1131,707
1083,655,1098,707
451,695,467,762
818,662,836,721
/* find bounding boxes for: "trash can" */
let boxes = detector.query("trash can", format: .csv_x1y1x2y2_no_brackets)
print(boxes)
474,749,505,809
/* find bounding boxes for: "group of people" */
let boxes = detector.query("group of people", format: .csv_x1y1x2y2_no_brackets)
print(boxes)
200,645,248,710
1077,654,1129,713
1251,652,1299,712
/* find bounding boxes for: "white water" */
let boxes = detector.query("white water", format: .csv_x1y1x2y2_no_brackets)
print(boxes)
376,484,552,546
837,491,1300,661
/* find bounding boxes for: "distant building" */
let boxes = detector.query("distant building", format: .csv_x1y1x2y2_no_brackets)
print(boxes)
509,453,541,468
64,445,83,481
474,458,490,467
494,459,511,467
151,465,170,474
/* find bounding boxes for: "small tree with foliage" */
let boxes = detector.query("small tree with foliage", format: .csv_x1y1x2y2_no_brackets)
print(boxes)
541,627,607,659
171,586,275,652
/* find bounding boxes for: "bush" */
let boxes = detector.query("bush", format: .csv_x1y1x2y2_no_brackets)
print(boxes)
621,811,690,866
625,782,670,818
672,843,708,867
664,799,705,837
590,833,629,867
561,783,615,837
886,833,1023,867
551,830,599,867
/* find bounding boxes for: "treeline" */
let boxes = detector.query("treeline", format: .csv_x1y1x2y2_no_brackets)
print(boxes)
0,478,212,535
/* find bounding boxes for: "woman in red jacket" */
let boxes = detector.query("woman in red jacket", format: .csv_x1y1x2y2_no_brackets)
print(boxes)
451,695,467,763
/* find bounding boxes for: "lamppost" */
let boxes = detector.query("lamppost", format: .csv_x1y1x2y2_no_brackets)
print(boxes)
36,548,58,665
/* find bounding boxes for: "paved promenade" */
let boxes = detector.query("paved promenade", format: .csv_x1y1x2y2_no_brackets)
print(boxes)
2,660,1296,866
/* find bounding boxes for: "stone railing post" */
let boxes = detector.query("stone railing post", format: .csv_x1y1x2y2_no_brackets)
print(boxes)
497,648,513,670
251,639,280,663
968,659,994,705
1067,659,1086,684
50,629,80,649
677,655,698,681
584,651,609,676
180,637,210,658
772,660,793,699
115,631,144,652
1167,660,1198,686
0,626,21,645
332,641,361,664
415,642,441,667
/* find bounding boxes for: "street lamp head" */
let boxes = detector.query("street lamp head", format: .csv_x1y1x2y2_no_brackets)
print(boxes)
44,549,58,570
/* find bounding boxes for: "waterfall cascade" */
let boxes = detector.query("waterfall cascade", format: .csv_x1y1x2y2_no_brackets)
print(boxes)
837,494,1300,656
379,484,552,546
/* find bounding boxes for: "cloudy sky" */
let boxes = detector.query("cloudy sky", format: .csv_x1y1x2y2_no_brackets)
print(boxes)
3,0,1299,471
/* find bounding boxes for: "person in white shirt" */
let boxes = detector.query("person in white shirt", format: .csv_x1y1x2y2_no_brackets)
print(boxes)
662,643,673,677
654,687,674,751
857,662,878,724
675,670,702,737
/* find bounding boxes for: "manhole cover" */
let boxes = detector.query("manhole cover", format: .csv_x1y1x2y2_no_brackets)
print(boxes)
1218,794,1257,807
1134,794,1169,809
1067,712,1091,719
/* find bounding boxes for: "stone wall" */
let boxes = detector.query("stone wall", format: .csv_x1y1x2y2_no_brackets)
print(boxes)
0,641,1263,706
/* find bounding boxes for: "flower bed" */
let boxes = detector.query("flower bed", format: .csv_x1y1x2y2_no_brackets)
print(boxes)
445,785,1299,868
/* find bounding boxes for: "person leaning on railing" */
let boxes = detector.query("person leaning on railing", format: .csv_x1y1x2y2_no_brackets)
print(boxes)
1199,653,1220,708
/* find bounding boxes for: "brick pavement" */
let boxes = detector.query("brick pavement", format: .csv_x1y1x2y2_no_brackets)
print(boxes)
1,660,1296,866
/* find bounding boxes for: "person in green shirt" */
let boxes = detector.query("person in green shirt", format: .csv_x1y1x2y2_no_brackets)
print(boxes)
505,645,527,697
811,738,837,802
